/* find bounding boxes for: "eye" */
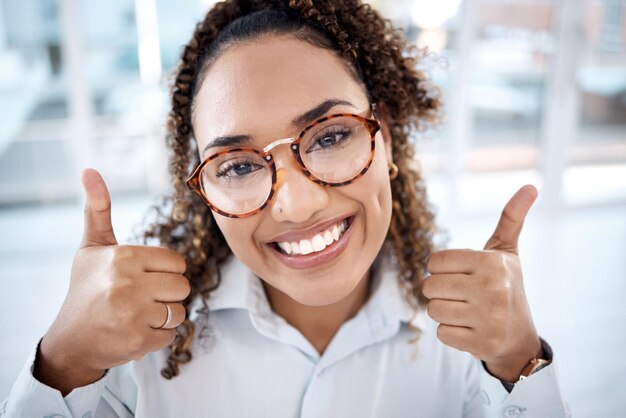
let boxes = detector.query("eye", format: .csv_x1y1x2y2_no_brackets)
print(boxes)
215,159,264,179
306,127,353,153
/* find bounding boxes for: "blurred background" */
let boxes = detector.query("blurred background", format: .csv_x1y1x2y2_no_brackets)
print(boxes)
0,0,624,415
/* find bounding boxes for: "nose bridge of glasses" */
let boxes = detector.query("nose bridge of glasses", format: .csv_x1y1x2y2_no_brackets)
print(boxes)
262,136,296,154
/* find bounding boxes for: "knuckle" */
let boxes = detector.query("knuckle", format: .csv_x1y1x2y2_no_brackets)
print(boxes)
173,304,187,325
477,250,491,265
174,252,187,274
107,276,135,300
427,300,440,318
487,252,507,276
153,329,177,351
144,329,177,353
111,245,135,265
425,258,434,273
176,276,192,300
177,255,188,274
165,329,177,346
495,257,508,277
426,301,435,318
421,280,432,299
154,248,186,274
163,248,186,273
109,261,125,279
436,324,448,343
426,250,442,272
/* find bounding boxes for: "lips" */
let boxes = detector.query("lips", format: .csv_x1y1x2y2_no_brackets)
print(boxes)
271,217,351,255
266,215,355,270
267,214,355,245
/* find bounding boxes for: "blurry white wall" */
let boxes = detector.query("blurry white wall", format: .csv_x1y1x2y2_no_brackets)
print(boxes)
0,0,624,206
0,0,624,416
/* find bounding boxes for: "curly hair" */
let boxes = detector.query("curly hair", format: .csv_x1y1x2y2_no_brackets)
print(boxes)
139,0,440,379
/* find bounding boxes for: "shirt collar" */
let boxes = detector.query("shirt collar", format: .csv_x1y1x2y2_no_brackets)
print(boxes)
200,253,273,317
198,249,426,331
363,248,427,332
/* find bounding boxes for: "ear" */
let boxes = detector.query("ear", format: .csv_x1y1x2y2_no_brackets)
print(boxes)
375,101,394,164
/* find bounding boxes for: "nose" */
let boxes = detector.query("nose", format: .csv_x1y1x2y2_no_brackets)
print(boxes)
269,149,329,223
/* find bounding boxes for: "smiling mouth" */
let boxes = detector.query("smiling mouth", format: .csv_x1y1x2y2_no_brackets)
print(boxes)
269,216,354,256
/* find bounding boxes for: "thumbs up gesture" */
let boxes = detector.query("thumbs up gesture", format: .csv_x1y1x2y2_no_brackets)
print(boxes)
422,185,544,382
35,169,191,395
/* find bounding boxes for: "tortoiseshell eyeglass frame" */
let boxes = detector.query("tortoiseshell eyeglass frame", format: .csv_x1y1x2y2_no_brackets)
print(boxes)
186,103,381,218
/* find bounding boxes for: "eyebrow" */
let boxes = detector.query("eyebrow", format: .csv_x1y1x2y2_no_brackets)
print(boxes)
201,98,357,155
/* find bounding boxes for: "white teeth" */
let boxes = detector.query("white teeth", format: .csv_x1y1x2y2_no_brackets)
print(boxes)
274,217,351,256
278,241,292,254
299,239,313,255
311,234,326,251
323,230,333,245
331,225,339,241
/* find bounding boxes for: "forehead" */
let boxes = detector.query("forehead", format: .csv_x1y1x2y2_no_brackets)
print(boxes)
192,35,367,143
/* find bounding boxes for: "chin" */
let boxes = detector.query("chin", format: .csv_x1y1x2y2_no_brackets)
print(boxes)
280,272,365,307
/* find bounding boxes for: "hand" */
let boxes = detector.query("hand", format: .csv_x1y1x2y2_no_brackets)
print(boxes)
422,185,543,382
35,168,190,395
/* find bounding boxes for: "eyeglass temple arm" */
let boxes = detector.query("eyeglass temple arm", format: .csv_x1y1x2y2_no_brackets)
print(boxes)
370,102,380,121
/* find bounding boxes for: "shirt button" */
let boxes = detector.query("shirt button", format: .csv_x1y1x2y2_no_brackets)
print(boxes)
503,405,523,417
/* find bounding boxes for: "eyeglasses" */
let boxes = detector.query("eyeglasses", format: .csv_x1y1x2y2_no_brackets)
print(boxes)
186,103,381,218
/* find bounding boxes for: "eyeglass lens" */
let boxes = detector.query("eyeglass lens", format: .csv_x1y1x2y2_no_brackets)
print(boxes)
200,116,371,215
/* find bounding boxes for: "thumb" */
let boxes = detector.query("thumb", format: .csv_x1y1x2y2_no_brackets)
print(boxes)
483,184,538,254
80,168,118,248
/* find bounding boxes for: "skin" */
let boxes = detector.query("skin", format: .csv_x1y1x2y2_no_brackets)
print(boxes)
424,185,544,382
192,35,395,354
35,168,189,396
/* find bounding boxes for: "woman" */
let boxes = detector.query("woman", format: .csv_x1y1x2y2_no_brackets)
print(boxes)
2,1,569,417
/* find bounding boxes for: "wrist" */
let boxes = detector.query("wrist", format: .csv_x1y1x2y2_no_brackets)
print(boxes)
35,333,106,396
484,337,544,382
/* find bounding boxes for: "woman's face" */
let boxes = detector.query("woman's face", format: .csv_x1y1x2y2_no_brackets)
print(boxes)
192,35,394,307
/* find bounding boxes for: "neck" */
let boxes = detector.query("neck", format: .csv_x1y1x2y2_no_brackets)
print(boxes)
263,269,372,355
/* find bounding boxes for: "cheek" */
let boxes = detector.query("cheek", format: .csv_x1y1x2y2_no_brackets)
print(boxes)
363,134,393,214
343,135,393,242
213,215,257,257
368,136,394,238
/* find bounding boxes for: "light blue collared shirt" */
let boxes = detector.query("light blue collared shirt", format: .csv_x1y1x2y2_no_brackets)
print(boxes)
1,251,570,417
